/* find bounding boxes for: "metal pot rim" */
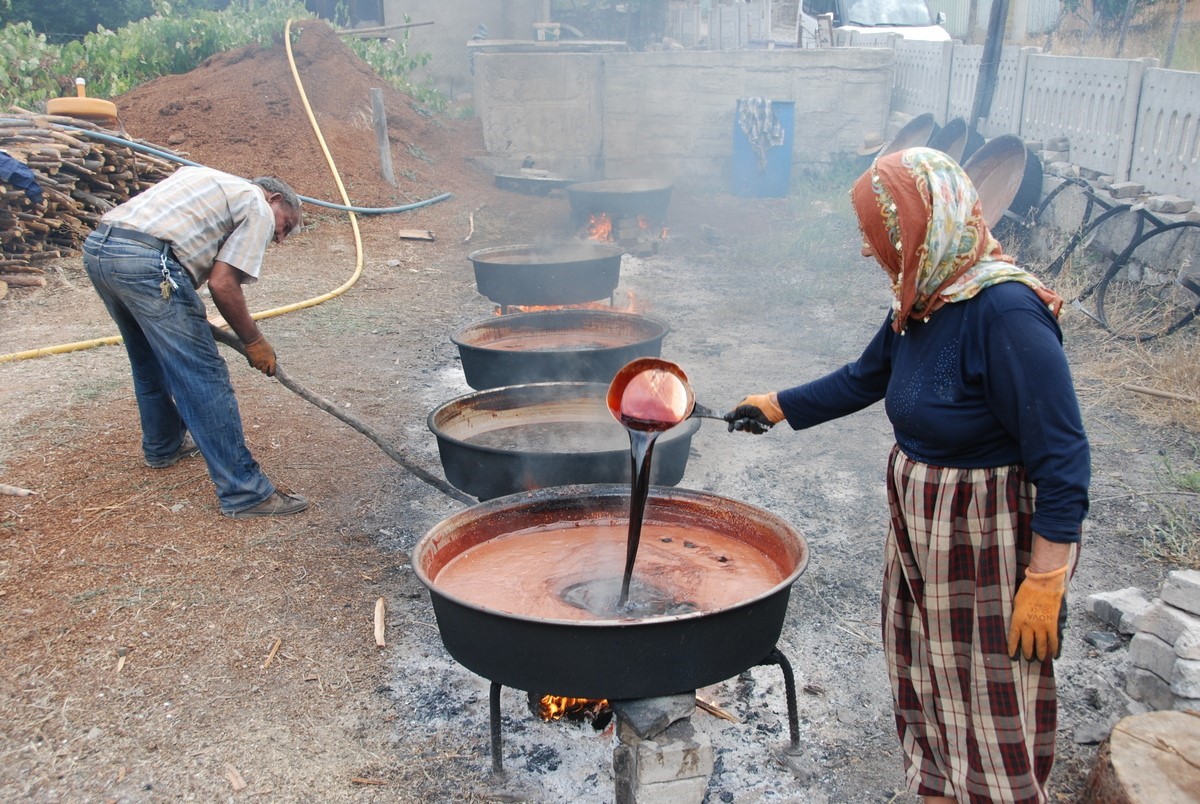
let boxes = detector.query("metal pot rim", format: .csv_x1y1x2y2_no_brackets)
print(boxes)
426,382,700,458
449,308,671,350
467,242,626,263
412,483,809,627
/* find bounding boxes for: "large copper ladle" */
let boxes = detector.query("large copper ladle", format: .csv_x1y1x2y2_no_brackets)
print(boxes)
605,357,725,428
606,358,725,606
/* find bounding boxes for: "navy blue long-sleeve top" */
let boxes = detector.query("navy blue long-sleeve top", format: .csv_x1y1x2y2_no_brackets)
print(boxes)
776,282,1090,543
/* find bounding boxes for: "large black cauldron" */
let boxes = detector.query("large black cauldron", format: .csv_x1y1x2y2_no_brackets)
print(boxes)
468,242,624,308
428,382,699,501
452,309,670,390
412,484,809,699
566,178,673,226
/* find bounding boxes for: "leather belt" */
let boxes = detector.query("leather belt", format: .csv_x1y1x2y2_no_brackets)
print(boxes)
96,222,172,255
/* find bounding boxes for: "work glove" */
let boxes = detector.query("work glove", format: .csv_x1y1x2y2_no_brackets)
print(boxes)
1007,564,1068,662
243,336,277,377
724,393,784,434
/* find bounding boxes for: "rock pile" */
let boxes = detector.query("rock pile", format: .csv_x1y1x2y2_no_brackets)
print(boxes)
1087,569,1200,711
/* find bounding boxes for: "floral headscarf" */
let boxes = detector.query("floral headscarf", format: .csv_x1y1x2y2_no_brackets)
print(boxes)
851,147,1062,333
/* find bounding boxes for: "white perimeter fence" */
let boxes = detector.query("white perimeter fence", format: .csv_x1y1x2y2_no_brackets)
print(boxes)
883,38,1200,203
665,4,1199,203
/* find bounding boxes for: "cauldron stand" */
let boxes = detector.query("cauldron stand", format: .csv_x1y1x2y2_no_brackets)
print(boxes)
485,646,801,776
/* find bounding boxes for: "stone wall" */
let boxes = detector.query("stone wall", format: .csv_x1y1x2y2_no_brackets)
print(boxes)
381,0,544,100
472,48,894,186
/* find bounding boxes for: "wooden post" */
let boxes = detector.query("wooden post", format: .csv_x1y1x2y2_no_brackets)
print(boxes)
370,88,397,188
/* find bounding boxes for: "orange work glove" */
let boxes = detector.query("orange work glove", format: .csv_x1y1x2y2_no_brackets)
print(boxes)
243,336,277,377
724,392,785,434
1007,564,1068,662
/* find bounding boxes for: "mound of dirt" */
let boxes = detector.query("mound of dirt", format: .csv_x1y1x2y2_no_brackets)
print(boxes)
114,19,486,207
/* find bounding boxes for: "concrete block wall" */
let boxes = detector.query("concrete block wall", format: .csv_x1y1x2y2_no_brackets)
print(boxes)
891,40,953,121
944,45,1036,139
1021,54,1153,181
1130,68,1200,206
473,48,893,186
474,52,607,178
381,0,544,100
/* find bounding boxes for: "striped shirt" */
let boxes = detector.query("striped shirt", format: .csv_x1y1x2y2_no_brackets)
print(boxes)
101,166,274,287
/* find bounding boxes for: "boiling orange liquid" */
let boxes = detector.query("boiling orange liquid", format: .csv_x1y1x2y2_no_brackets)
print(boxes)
434,520,786,622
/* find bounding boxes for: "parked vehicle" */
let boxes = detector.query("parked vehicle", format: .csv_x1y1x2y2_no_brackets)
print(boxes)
802,0,951,42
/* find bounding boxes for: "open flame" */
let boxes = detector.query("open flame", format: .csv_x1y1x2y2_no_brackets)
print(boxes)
539,694,611,723
585,213,668,242
493,289,641,316
587,213,613,241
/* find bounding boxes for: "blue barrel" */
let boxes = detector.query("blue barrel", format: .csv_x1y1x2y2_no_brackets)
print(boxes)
731,99,795,198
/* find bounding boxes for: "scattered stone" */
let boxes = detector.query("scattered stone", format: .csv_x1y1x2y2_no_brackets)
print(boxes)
1135,599,1200,659
1041,150,1069,164
1161,570,1200,617
1085,587,1152,634
1084,630,1123,652
612,694,695,741
1171,657,1200,698
1079,167,1107,181
632,721,712,785
776,746,821,781
1125,666,1176,710
386,258,402,267
1107,181,1144,199
1145,195,1194,214
1187,209,1200,223
1045,135,1070,151
1129,632,1177,680
1047,161,1079,178
1072,719,1112,745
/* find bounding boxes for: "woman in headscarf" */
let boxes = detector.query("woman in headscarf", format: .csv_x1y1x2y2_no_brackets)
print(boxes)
726,147,1090,804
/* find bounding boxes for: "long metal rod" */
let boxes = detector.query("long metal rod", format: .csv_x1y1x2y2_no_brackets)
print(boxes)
208,324,476,506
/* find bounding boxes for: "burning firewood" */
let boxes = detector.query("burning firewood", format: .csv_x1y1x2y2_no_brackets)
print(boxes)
694,695,739,723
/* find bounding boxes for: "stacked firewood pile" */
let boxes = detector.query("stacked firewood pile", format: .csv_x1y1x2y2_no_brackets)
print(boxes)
0,113,176,293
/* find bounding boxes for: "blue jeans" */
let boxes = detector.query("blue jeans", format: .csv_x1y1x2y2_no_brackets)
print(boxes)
83,232,275,514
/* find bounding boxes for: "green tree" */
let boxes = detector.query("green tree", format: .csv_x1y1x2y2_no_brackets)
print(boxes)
3,0,155,40
2,0,232,41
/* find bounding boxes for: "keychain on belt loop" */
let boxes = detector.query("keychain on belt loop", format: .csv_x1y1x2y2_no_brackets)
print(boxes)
159,250,179,300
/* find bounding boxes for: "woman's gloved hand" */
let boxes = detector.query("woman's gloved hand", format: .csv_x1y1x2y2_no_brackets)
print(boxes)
1007,564,1069,662
724,392,784,434
243,336,277,377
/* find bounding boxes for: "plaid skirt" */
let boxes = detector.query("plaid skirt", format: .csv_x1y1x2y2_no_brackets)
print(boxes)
883,445,1058,804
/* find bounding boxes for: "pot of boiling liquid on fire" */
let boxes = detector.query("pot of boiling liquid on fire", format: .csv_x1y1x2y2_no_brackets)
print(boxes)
414,361,809,699
468,242,625,310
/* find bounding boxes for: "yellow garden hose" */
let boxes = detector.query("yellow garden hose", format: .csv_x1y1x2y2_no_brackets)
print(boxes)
1,17,365,364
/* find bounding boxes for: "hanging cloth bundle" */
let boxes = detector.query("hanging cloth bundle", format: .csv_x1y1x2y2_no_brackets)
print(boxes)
737,98,786,173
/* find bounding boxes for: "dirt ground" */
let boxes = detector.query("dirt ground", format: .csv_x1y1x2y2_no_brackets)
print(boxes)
2,171,1197,802
3,21,1199,804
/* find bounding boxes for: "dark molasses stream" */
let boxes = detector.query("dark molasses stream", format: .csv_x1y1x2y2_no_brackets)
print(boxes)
614,368,691,605
548,364,693,614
